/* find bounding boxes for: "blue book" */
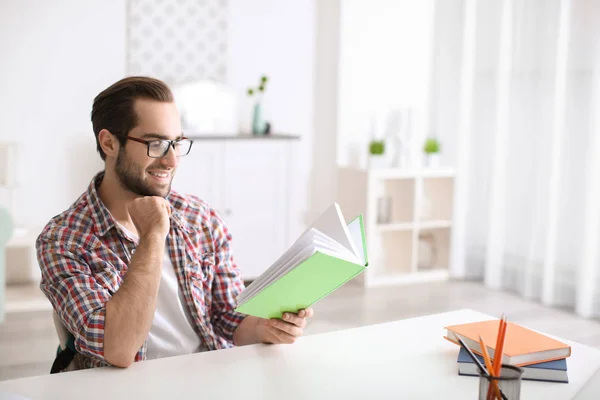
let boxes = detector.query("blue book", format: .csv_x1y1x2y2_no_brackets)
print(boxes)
457,347,568,383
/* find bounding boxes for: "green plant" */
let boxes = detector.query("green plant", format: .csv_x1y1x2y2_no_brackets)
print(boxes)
423,137,441,154
369,140,385,155
247,75,269,97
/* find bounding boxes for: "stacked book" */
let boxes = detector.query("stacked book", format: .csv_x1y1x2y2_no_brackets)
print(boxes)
444,320,572,383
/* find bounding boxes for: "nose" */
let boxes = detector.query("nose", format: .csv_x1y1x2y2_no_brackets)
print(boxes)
160,144,179,169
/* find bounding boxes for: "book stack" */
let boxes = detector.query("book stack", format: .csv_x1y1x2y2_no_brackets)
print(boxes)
444,320,572,383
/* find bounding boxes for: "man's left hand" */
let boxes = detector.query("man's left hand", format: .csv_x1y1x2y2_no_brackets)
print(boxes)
261,307,314,344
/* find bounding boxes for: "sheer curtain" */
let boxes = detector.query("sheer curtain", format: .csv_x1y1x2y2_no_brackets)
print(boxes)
434,0,600,317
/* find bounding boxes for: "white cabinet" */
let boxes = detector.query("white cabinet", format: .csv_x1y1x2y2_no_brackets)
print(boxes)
172,136,297,280
172,141,223,209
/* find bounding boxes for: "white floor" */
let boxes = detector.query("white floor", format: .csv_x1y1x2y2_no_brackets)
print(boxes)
4,285,52,314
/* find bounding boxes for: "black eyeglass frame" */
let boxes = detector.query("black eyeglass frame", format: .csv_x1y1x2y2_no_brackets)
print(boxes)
113,133,194,158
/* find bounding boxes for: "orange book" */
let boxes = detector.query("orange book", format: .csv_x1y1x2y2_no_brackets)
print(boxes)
444,320,571,367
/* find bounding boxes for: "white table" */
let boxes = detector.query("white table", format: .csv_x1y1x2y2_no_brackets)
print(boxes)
1,309,599,399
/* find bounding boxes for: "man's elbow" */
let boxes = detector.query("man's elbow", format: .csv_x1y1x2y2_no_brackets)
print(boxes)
104,346,136,368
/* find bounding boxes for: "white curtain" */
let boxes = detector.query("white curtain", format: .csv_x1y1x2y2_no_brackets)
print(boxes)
433,0,600,317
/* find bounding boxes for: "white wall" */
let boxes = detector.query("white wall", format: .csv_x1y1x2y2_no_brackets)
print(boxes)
337,0,436,169
228,0,316,237
309,0,341,222
0,0,317,239
0,0,126,228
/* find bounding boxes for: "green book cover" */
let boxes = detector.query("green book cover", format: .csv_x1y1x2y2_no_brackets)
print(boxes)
235,205,368,320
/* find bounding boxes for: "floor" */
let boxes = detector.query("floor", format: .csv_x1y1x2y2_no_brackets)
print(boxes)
3,279,600,382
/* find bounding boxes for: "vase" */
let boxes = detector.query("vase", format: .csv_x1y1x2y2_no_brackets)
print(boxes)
425,153,440,168
252,102,266,135
368,154,388,169
418,232,437,270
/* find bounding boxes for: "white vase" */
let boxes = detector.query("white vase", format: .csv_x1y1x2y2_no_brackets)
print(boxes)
369,154,388,169
425,154,440,168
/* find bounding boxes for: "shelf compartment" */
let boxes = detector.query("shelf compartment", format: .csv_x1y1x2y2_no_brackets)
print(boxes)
370,230,413,276
374,178,414,224
416,227,451,272
417,177,454,222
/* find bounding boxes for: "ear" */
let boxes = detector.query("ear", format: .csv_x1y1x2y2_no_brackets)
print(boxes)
98,129,121,158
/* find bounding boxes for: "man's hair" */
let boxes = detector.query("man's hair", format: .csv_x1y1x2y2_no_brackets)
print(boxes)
91,76,174,160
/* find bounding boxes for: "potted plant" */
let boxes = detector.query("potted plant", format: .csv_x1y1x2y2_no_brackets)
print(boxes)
368,139,387,168
423,137,441,167
247,75,268,135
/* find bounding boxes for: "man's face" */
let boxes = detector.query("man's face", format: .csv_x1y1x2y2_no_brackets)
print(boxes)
115,99,182,198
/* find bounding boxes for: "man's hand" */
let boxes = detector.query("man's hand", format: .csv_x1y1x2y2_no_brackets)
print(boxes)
128,196,171,241
233,308,315,346
261,308,314,344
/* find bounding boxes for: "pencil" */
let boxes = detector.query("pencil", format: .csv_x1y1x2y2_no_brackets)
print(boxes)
491,315,505,370
480,336,503,400
489,316,508,400
457,337,488,376
493,317,508,375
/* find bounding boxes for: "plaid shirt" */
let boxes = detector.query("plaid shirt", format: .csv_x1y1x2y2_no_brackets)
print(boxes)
36,172,247,369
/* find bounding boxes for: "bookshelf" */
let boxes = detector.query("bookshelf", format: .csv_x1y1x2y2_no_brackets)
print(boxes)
336,167,455,287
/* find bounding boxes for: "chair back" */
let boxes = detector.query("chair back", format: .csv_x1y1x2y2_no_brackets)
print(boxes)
0,207,14,324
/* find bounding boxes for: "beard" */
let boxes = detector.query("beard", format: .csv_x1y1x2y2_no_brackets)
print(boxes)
115,149,172,197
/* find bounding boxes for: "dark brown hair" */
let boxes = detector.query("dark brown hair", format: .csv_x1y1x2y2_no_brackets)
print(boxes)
91,76,174,160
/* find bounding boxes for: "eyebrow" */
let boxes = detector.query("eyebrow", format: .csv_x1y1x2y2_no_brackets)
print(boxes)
140,132,184,140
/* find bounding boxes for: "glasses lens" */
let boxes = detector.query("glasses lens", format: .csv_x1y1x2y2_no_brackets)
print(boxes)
148,140,170,158
174,139,192,156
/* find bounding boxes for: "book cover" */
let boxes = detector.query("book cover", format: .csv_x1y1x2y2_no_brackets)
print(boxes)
457,347,569,383
444,320,571,366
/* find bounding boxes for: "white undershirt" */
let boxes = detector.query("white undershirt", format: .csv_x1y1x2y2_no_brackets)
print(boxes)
117,222,205,360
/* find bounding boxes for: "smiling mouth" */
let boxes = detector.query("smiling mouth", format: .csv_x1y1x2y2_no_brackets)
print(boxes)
148,170,171,180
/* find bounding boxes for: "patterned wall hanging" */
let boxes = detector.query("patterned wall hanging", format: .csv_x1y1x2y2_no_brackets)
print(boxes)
127,0,229,85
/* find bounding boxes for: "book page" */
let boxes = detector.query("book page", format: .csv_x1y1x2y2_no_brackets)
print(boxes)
347,215,367,266
238,229,360,304
308,203,358,257
238,228,319,302
237,203,364,306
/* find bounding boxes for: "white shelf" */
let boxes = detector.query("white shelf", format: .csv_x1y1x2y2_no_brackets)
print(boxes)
336,166,456,287
367,269,450,287
421,168,455,178
339,166,455,180
418,220,452,229
377,222,415,232
377,220,452,232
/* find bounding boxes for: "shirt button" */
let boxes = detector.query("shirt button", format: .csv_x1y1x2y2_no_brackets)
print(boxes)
131,249,136,254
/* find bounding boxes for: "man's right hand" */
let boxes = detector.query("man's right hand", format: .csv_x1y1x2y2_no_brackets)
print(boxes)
128,197,171,241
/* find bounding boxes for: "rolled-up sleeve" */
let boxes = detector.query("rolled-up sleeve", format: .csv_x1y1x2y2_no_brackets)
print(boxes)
208,211,247,343
37,235,110,363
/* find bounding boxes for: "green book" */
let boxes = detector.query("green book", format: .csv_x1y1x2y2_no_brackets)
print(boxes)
235,203,368,319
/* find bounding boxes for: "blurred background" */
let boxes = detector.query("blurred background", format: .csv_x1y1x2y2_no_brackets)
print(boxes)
2,0,600,382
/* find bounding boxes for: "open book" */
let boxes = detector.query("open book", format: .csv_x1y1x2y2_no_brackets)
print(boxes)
235,203,368,319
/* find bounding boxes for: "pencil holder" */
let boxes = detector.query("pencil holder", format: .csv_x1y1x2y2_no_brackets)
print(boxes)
478,364,523,400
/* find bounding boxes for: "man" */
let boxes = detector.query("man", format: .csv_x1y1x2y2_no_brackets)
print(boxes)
36,76,313,371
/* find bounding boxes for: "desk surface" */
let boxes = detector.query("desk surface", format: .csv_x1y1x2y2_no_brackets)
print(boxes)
1,309,599,400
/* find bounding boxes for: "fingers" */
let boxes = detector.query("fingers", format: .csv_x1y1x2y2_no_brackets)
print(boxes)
269,319,303,337
262,309,315,345
264,324,297,344
282,312,306,328
299,307,314,318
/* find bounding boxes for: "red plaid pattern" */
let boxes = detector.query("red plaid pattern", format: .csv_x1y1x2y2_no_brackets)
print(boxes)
36,172,247,369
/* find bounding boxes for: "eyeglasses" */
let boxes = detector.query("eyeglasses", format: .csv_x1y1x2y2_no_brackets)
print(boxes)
115,134,194,158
